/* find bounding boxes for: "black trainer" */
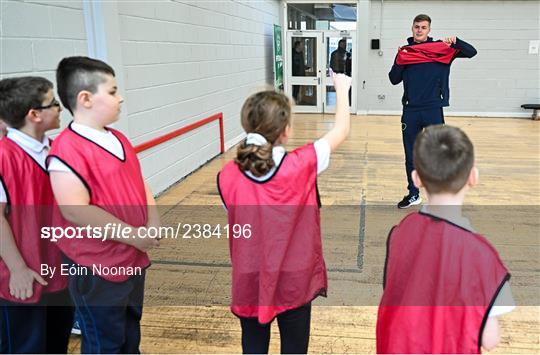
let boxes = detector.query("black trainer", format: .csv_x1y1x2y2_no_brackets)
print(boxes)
397,194,422,209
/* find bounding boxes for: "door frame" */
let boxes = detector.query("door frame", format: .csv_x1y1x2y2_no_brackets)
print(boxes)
285,30,357,114
321,30,357,114
286,31,323,113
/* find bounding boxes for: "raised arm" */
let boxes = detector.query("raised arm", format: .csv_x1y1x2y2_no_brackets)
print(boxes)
454,37,477,58
389,54,405,85
443,37,477,58
321,72,352,152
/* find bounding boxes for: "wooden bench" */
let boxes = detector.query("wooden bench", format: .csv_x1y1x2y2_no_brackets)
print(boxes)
521,104,540,120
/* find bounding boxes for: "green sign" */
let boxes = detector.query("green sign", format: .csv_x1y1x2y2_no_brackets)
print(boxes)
273,24,283,91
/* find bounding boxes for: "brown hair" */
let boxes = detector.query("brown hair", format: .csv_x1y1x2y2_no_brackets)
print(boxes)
235,91,291,177
413,125,474,194
413,14,431,25
0,77,53,129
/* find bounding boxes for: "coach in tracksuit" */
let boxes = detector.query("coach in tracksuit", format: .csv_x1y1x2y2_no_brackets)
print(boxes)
389,14,477,208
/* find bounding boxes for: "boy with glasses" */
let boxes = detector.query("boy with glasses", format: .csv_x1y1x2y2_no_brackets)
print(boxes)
0,76,73,353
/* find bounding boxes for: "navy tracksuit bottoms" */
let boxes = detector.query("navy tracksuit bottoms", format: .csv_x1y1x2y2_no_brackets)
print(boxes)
401,107,445,196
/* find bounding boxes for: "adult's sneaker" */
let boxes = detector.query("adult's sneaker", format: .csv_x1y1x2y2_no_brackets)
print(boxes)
397,194,422,209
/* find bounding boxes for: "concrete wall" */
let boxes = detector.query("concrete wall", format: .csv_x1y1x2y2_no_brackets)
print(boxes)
117,0,281,193
0,0,281,195
0,0,88,134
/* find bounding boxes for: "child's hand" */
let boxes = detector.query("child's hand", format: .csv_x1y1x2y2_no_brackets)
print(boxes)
332,70,352,95
131,227,160,252
9,266,48,300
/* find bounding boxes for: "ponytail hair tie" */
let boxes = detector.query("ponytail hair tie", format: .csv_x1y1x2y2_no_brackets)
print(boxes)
245,132,268,146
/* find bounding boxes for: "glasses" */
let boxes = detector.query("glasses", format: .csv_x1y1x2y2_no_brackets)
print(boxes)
33,98,61,110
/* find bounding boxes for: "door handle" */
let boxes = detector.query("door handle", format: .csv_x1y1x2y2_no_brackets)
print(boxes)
318,77,321,85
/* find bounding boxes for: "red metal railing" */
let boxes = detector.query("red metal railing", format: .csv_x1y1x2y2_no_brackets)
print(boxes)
134,113,224,154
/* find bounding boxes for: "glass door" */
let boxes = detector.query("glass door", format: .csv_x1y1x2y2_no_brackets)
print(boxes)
286,31,323,113
322,31,356,114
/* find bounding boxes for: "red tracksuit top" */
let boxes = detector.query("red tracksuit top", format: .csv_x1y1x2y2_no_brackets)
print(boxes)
47,124,149,282
396,41,460,65
0,137,68,303
377,212,510,353
217,143,327,324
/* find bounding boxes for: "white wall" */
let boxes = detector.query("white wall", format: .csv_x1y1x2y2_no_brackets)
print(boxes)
1,0,281,195
365,0,540,117
0,0,88,133
116,0,281,193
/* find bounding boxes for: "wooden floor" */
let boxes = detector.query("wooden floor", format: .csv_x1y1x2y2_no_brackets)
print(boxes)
69,114,539,353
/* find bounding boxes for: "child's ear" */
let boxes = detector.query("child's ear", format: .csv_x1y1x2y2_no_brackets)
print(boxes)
277,124,292,144
284,124,292,139
77,90,93,109
26,108,41,124
412,170,423,189
467,166,479,188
